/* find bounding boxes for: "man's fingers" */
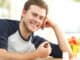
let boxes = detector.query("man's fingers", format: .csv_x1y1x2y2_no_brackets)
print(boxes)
43,43,48,48
40,42,49,47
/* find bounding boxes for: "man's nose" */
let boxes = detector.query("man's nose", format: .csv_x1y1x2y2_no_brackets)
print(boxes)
34,17,41,23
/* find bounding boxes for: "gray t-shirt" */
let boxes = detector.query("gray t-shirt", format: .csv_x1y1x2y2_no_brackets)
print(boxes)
8,30,36,53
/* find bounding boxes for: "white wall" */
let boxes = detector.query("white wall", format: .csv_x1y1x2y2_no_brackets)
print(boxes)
10,0,27,20
52,0,80,32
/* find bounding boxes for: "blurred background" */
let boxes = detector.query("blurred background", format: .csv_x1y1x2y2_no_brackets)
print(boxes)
0,0,80,55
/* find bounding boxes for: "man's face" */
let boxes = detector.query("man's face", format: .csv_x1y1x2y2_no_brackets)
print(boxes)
22,5,46,32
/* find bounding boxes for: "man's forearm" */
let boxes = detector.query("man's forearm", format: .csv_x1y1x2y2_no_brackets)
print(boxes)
52,24,73,57
0,49,38,60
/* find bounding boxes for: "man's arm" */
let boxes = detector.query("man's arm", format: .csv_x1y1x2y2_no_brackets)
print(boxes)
52,24,73,58
0,49,38,60
0,42,51,60
43,18,73,58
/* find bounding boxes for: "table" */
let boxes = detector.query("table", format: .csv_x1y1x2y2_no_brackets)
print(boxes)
36,56,76,60
36,56,62,60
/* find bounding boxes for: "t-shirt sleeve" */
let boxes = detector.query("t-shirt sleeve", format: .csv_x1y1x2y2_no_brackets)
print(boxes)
32,36,46,48
32,36,62,58
50,42,62,58
0,20,8,50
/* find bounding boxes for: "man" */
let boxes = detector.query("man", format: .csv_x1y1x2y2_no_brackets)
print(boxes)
0,0,73,60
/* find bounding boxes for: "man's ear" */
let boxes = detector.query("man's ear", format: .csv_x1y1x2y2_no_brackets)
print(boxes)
21,9,26,17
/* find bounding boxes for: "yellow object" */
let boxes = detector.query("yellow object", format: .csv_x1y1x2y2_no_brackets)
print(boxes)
72,45,78,56
77,38,80,53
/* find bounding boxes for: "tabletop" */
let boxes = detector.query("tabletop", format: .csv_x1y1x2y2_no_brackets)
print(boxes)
36,56,77,60
36,56,62,60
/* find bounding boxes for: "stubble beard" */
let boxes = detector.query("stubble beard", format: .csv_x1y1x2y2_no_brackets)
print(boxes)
23,21,33,33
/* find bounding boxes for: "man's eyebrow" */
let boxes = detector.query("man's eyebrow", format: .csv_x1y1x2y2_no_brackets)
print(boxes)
32,12,38,16
32,12,45,19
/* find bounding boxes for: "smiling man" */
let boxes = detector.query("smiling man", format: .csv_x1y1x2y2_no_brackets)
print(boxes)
0,0,73,60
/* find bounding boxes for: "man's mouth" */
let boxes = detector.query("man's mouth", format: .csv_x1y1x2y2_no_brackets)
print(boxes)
30,21,39,28
30,22,38,28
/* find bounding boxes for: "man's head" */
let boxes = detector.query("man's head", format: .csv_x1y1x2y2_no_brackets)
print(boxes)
21,0,48,32
23,0,48,17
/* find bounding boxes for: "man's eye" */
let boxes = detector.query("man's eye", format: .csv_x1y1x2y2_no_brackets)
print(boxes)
32,13,37,17
40,16,44,20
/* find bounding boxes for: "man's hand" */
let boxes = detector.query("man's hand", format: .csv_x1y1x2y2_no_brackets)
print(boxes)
41,18,56,29
36,42,52,58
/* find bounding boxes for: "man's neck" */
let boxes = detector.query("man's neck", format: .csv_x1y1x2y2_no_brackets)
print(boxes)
19,21,31,40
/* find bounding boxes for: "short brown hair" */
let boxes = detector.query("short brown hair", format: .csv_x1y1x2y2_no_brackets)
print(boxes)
23,0,48,16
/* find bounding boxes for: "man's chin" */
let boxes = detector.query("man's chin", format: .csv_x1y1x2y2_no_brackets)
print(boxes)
28,29,36,32
31,29,39,32
31,30,37,32
29,27,39,32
